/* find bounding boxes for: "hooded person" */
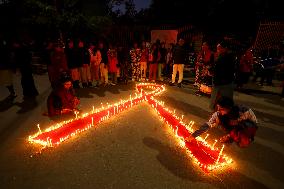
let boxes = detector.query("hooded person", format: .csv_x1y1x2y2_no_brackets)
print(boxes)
47,72,80,117
186,96,258,148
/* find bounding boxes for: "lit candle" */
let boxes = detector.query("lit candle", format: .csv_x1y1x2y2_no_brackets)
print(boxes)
37,124,42,134
93,106,95,113
175,126,178,136
74,111,78,119
216,145,225,164
204,134,209,141
92,117,94,126
212,139,218,148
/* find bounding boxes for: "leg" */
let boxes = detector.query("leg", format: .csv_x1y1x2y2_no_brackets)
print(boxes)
153,64,158,81
171,64,178,83
149,64,153,81
210,85,220,111
177,64,184,84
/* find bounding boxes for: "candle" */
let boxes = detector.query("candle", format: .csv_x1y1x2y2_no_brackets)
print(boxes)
204,134,209,141
216,145,225,164
212,139,218,148
74,111,78,119
37,124,42,134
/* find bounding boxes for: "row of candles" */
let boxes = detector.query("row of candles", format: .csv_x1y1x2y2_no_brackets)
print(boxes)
28,83,232,172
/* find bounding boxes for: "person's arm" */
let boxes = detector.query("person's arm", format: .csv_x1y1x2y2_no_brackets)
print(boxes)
238,107,258,124
192,123,210,138
190,112,220,138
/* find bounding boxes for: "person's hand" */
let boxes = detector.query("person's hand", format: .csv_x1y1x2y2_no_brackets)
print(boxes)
73,97,80,106
185,134,195,142
61,108,72,114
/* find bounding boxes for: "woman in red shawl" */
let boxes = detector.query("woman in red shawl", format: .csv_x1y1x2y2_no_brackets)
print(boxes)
47,72,80,117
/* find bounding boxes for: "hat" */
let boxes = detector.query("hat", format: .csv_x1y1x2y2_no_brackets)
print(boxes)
216,96,234,109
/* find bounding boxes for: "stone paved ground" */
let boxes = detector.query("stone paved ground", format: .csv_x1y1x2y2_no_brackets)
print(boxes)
0,73,283,189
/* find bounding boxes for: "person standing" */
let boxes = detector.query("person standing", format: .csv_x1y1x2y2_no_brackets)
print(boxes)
98,41,109,86
108,44,118,85
236,48,254,89
148,44,160,82
65,39,82,89
140,41,148,81
48,40,68,89
195,42,214,95
78,40,92,88
130,42,141,81
89,42,101,87
12,40,39,99
158,42,167,81
210,41,236,110
170,38,187,88
0,37,16,99
117,45,130,84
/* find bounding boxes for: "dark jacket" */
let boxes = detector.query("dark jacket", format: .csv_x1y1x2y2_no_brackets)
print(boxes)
172,44,187,64
213,52,235,85
0,41,14,70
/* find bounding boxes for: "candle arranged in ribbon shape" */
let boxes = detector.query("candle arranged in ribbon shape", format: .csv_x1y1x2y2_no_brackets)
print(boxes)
28,83,233,172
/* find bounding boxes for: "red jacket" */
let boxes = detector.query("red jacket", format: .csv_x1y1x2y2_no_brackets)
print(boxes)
47,86,79,116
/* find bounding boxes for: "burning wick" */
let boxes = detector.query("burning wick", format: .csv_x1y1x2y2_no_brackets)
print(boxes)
74,111,79,119
204,134,209,141
212,139,218,148
175,126,179,136
37,124,42,134
216,144,225,164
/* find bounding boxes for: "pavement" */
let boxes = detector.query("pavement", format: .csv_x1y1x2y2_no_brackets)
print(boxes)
0,72,283,189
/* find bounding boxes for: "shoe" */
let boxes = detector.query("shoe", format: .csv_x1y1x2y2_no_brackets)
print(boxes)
110,82,116,86
177,83,182,88
219,134,233,143
88,82,93,87
193,83,200,88
195,91,202,96
169,82,175,86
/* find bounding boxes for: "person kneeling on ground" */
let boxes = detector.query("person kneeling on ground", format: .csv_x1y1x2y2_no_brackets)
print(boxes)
47,73,80,117
186,96,258,147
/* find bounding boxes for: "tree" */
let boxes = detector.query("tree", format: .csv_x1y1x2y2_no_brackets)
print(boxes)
0,0,113,40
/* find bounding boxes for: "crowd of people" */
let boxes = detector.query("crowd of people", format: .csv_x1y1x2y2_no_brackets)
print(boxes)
1,35,283,148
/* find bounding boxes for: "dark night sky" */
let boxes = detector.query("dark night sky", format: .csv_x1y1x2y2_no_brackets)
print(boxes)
113,0,151,12
134,0,151,10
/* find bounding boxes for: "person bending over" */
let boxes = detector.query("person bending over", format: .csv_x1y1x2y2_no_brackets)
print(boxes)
186,96,258,148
